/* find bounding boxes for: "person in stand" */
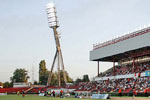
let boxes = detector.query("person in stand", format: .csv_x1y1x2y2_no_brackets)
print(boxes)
144,88,148,97
138,72,141,78
118,88,122,96
132,89,137,100
52,90,55,97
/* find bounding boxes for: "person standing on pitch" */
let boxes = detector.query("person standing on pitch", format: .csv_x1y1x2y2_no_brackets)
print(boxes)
22,90,25,97
60,90,63,98
17,91,20,96
52,90,55,97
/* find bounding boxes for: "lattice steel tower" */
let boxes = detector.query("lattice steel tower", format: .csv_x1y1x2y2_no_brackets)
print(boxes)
46,3,67,86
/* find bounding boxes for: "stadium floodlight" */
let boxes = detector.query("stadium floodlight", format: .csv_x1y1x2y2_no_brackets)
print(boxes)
46,2,59,28
46,2,67,87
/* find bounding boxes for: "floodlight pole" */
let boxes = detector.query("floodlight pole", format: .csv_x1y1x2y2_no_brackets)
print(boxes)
46,3,67,87
47,26,67,87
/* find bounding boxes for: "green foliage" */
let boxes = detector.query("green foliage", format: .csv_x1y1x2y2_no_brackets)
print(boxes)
75,78,82,84
50,70,73,86
60,70,73,85
39,60,48,85
82,74,90,82
75,74,90,84
39,60,47,75
66,72,73,83
11,68,29,83
0,82,3,86
3,82,12,88
33,81,38,85
39,60,73,86
39,71,49,85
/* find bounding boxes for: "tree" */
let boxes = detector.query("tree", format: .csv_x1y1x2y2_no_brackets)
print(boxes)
11,68,29,83
0,82,3,87
50,70,73,86
60,70,73,86
33,81,38,85
66,71,73,83
82,74,90,82
50,72,58,86
3,82,12,88
74,75,90,84
0,82,3,86
39,60,49,85
75,78,82,84
39,71,49,85
39,60,73,86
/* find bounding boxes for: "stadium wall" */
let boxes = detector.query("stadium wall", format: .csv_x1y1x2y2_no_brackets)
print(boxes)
94,71,147,81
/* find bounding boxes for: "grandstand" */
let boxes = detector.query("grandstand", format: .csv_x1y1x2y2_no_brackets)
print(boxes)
89,26,150,95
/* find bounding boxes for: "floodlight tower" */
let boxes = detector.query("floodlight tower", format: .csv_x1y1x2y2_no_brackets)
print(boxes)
46,2,67,86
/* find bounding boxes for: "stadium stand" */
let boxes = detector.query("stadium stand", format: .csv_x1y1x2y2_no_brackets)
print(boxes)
89,26,150,96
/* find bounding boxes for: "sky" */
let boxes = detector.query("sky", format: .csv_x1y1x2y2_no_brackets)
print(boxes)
0,0,150,82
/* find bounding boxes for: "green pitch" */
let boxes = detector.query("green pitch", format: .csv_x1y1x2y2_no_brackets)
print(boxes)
0,95,95,100
1,95,150,100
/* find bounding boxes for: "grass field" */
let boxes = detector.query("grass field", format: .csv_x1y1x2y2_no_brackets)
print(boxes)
0,95,150,100
0,95,94,100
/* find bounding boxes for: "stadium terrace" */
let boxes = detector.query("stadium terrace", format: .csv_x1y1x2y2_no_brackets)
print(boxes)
90,26,150,94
